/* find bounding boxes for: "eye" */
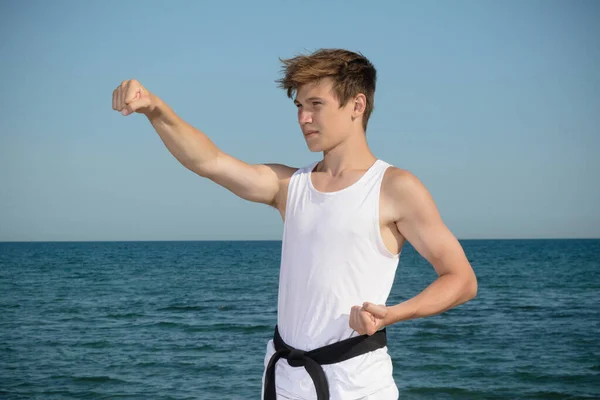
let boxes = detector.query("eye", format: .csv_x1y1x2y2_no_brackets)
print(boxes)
312,101,322,106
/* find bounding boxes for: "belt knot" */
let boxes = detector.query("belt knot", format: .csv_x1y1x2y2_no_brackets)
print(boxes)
287,349,305,367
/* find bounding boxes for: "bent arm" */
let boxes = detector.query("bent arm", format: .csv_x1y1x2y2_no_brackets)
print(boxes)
147,95,295,207
383,170,478,325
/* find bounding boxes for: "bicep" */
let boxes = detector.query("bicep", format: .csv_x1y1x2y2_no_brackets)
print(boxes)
393,173,470,277
189,151,295,207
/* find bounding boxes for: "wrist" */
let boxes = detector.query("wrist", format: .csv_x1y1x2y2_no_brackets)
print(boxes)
385,300,417,326
145,94,165,121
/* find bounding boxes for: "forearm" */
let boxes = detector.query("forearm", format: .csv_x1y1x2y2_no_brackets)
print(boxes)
385,273,476,325
146,95,220,175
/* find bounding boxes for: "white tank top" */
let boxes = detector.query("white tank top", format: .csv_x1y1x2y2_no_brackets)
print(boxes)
263,159,401,399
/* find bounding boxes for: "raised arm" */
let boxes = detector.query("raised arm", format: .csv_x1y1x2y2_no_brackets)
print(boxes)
112,79,296,209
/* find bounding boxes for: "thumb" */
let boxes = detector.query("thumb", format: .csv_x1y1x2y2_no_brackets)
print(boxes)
362,302,388,319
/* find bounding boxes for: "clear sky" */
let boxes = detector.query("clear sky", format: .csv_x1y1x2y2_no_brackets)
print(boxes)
1,0,598,241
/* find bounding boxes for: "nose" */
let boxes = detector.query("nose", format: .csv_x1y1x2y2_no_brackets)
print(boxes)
298,109,312,125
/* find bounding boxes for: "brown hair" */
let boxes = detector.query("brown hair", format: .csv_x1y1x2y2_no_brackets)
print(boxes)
276,48,377,132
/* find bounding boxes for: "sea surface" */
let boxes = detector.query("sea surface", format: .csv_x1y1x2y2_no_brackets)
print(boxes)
1,239,599,399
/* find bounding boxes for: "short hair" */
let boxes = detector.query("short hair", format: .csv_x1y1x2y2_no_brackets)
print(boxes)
276,48,377,132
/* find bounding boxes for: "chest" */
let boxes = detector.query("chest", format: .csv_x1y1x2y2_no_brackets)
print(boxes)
309,171,367,193
286,193,375,245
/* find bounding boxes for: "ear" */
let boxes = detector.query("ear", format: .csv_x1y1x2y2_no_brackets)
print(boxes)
352,94,367,119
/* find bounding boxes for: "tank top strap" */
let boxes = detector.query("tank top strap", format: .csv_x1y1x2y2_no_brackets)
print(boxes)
354,159,393,190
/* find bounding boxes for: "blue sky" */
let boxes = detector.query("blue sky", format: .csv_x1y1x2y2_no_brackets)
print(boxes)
1,0,598,241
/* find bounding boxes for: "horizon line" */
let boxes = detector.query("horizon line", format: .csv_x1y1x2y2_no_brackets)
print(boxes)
1,237,599,244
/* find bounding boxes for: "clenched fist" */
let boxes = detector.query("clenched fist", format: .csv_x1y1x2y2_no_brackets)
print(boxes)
349,302,389,336
112,79,155,116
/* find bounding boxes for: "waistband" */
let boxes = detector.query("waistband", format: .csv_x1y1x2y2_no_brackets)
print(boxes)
263,325,387,400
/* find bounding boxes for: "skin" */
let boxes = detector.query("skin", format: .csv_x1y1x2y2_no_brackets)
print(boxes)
112,76,478,337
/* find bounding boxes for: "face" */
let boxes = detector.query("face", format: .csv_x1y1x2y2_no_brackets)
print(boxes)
294,77,363,152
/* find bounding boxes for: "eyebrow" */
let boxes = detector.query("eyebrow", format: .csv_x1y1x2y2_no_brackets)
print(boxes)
294,96,325,104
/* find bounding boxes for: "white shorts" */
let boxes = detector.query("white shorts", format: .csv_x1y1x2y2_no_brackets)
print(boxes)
264,382,399,400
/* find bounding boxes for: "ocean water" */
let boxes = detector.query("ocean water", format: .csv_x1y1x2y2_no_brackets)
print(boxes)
1,239,599,399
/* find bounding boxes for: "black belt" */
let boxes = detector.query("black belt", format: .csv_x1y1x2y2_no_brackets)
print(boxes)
264,325,387,400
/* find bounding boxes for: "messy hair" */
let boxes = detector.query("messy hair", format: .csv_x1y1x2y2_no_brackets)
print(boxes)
276,48,377,132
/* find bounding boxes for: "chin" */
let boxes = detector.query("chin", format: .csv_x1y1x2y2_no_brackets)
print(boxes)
304,134,332,152
305,141,325,152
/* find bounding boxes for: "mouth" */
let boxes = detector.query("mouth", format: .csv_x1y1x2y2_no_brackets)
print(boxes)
304,130,319,137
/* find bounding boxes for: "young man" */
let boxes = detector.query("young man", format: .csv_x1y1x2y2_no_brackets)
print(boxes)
112,48,477,400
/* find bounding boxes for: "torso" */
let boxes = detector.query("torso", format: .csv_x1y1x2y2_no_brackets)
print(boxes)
274,160,405,256
267,158,402,398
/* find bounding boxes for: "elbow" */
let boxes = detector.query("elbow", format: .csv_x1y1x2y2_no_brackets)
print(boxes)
450,269,477,305
464,272,478,301
468,278,478,300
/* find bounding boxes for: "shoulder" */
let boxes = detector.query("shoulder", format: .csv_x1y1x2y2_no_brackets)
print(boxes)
264,163,300,181
268,159,320,183
381,166,437,221
381,166,425,195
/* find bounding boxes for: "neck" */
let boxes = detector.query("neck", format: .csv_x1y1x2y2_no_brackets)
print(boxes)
318,131,376,176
